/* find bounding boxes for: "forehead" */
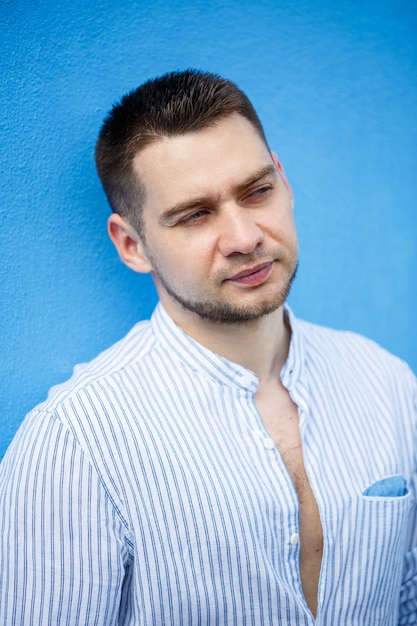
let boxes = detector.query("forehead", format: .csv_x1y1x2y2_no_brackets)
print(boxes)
132,113,273,211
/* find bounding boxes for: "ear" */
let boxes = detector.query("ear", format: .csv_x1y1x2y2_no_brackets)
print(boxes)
271,152,294,206
108,213,153,274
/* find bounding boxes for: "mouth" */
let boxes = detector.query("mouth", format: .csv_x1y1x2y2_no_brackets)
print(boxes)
227,262,273,287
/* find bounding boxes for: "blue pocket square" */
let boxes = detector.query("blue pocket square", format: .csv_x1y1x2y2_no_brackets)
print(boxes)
363,475,407,497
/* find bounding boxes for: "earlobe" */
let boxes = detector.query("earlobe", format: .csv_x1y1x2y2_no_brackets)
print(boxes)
107,213,153,274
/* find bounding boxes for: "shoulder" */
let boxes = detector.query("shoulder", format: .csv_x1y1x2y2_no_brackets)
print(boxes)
295,316,416,392
296,316,402,362
43,318,157,410
8,317,162,484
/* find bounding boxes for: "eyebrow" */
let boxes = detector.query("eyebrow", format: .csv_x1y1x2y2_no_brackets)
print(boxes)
235,164,277,194
158,163,277,226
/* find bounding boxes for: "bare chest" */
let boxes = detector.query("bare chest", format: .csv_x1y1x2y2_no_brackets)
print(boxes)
255,383,323,616
255,384,308,492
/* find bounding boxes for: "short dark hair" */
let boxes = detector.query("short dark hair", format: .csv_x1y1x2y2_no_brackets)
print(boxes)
95,69,269,235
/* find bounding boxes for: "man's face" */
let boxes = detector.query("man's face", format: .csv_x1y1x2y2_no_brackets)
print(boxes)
133,113,299,325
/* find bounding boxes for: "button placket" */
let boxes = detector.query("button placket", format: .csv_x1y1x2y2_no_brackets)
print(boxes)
290,532,300,545
262,437,275,450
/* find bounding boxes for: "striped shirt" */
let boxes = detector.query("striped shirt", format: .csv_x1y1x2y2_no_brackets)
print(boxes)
0,303,416,625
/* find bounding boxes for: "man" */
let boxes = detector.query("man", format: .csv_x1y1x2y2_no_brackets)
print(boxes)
0,70,416,625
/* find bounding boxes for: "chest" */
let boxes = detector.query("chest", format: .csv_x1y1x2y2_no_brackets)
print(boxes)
110,367,413,623
254,382,306,492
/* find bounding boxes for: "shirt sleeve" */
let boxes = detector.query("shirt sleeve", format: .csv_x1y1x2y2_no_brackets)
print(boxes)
0,408,132,625
399,371,417,624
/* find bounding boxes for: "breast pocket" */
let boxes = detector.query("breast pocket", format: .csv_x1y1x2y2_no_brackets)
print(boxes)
359,475,411,566
352,487,411,620
359,486,411,554
329,481,412,624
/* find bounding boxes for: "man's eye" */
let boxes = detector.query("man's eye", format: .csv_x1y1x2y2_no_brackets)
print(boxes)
251,185,272,197
244,185,272,202
178,210,207,225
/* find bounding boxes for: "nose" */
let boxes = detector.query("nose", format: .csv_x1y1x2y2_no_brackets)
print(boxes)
218,206,264,257
218,210,264,257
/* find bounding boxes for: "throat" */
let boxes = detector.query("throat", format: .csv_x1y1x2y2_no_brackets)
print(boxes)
184,306,289,378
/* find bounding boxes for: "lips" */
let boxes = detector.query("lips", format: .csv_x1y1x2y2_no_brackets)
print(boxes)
227,262,273,286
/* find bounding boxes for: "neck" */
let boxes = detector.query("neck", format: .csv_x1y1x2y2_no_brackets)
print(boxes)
164,304,291,383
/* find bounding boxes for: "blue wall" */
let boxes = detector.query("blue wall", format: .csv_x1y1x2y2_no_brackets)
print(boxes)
1,0,416,459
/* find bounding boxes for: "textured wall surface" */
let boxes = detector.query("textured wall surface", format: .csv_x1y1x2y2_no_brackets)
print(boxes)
1,0,416,458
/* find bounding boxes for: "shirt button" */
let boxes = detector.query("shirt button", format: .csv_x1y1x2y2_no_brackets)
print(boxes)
263,437,275,450
240,374,252,388
290,533,300,545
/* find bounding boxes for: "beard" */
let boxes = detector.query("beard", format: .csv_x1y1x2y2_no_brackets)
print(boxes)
151,254,298,325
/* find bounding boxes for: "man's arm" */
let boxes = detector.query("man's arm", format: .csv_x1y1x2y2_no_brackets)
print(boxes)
0,408,131,625
399,377,417,624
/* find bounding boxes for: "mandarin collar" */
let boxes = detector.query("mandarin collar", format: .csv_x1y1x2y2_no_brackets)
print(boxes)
151,303,304,392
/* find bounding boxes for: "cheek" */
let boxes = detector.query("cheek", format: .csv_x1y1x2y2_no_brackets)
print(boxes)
165,234,215,270
151,246,199,283
263,216,296,244
280,210,297,238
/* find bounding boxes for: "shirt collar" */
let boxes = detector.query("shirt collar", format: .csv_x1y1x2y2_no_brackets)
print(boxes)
280,306,305,390
151,302,305,391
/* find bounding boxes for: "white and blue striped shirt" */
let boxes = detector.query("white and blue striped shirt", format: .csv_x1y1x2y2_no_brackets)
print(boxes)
1,304,416,625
